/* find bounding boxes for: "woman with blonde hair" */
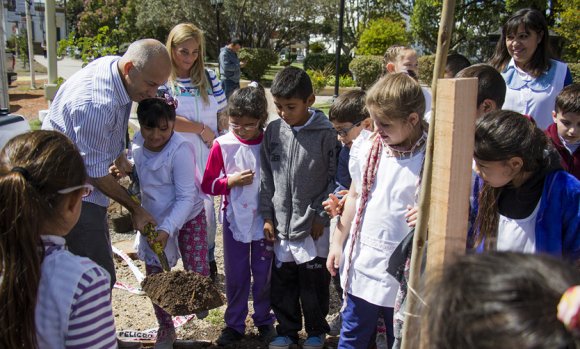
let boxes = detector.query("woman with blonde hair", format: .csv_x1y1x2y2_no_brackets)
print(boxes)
159,23,227,282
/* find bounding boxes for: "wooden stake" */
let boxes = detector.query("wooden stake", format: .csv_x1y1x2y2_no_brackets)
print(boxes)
400,0,457,348
425,78,477,273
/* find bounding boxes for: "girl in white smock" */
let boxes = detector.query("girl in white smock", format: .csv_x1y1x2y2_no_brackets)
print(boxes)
327,74,427,349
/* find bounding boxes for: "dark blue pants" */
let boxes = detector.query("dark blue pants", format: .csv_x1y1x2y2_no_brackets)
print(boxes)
339,293,394,349
221,79,240,100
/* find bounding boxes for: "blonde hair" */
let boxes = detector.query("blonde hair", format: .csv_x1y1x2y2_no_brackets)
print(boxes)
383,45,416,67
366,73,426,122
166,23,210,104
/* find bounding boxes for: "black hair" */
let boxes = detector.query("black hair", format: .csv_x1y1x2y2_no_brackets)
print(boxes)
446,53,471,77
456,63,506,109
489,8,553,77
424,252,580,349
329,90,369,124
555,83,580,115
270,66,313,101
137,98,177,128
228,38,241,46
226,84,269,128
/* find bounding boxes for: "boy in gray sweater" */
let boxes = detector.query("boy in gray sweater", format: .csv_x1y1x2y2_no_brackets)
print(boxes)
261,66,339,349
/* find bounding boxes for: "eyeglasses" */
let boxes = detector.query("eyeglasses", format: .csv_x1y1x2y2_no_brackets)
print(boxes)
229,122,261,132
57,184,94,198
336,121,362,137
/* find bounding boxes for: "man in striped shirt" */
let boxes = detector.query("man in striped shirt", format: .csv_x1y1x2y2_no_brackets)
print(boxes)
42,39,170,291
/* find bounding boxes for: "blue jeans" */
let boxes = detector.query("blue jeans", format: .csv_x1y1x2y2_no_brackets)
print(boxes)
221,79,240,100
339,293,394,349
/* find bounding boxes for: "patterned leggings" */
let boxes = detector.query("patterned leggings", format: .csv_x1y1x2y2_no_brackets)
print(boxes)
146,209,209,336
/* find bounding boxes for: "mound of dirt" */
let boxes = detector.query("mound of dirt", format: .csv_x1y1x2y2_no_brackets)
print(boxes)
142,270,225,316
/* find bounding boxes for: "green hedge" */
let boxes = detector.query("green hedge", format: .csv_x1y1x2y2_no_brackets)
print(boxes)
569,63,580,83
238,48,278,81
349,55,383,89
303,53,352,76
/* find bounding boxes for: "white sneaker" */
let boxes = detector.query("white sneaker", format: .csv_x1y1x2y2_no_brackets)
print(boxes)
326,312,342,336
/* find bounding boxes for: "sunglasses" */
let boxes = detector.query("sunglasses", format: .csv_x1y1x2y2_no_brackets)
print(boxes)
57,184,94,198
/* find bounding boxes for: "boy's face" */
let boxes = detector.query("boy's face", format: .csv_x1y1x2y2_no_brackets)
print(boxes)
332,120,364,148
396,51,419,79
553,110,580,143
273,95,315,127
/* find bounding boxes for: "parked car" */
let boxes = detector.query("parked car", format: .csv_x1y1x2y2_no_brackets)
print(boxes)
5,51,17,86
0,108,30,149
296,54,305,63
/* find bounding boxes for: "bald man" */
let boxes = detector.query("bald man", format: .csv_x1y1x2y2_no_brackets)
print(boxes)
43,39,171,291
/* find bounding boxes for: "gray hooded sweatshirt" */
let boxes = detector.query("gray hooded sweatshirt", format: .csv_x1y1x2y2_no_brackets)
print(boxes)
260,109,340,241
219,46,241,83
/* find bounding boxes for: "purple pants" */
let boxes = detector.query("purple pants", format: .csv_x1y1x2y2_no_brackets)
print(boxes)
223,217,275,334
146,210,209,337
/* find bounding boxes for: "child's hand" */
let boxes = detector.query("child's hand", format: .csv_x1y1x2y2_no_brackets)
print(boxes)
327,244,342,277
311,221,325,240
405,205,418,228
323,190,348,217
227,169,255,188
264,220,276,242
151,230,170,250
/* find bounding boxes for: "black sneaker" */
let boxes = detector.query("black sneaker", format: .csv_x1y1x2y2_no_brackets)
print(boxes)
258,324,277,342
216,327,243,346
210,260,218,282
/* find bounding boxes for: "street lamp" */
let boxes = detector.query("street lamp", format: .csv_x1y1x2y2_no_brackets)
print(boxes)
210,0,224,60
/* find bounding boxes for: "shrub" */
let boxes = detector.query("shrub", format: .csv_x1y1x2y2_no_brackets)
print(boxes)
326,74,357,88
349,55,383,89
310,42,326,54
418,55,435,85
303,53,352,76
357,17,410,56
569,63,580,83
239,48,278,81
306,69,329,93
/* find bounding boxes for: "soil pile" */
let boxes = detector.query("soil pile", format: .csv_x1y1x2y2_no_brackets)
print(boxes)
142,270,225,316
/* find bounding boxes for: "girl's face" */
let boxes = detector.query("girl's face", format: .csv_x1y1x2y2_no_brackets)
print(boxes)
473,158,522,188
172,38,200,77
506,24,542,68
141,119,175,151
370,106,419,148
229,115,261,140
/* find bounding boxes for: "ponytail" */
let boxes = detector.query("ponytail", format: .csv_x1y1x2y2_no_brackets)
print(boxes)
0,131,87,348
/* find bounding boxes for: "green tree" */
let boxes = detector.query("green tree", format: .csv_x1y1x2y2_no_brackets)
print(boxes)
357,17,409,55
411,0,505,62
553,0,580,61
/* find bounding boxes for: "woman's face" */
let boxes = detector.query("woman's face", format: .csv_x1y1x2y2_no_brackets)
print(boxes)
505,24,542,68
172,38,200,77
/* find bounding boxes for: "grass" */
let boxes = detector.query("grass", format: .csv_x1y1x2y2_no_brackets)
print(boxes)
204,308,226,327
29,119,42,130
313,101,332,116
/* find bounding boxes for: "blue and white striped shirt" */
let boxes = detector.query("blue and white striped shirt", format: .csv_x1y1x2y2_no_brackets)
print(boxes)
42,56,132,207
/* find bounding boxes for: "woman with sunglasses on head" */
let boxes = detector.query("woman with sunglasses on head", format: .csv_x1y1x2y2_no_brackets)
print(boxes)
159,23,228,281
0,130,117,349
489,8,573,130
201,83,276,346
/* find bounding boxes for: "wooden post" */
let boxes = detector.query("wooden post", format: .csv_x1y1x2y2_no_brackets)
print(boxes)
400,0,456,347
425,78,477,274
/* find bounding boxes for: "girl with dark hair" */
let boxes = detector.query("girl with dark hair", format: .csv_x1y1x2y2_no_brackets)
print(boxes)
470,110,580,259
131,97,208,348
0,131,116,348
424,252,580,349
489,8,573,130
201,83,276,346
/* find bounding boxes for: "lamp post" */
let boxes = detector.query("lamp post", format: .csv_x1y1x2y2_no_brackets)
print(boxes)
210,0,224,61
